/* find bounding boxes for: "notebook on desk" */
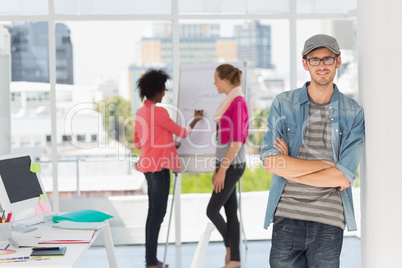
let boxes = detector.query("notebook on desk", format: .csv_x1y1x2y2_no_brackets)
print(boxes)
30,246,67,257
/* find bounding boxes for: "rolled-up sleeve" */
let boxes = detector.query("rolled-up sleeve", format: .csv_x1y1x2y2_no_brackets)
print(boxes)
335,107,365,183
260,97,282,163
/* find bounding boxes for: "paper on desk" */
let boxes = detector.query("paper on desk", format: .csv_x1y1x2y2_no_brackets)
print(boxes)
39,199,51,213
52,221,104,230
38,229,95,244
34,204,44,217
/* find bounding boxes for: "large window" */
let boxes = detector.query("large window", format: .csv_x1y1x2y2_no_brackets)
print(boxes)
55,21,159,197
5,20,52,189
0,0,358,199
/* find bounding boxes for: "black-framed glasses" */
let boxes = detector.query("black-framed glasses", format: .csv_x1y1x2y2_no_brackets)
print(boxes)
306,57,337,66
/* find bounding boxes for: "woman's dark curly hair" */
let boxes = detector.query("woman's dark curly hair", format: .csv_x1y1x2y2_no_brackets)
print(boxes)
137,69,170,101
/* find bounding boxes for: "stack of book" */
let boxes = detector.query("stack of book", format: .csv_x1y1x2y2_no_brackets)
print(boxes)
30,246,67,257
38,230,95,244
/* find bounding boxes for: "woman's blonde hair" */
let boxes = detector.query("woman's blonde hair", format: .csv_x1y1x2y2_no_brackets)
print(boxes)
216,64,242,86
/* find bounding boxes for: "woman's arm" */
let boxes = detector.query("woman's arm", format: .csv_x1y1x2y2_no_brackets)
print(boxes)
213,141,243,193
213,98,248,193
158,108,203,138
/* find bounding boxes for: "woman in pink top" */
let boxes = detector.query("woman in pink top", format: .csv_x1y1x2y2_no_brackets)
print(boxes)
206,64,249,268
134,69,203,268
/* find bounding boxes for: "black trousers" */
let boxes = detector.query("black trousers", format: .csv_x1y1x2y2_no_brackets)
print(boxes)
206,162,246,262
144,168,170,266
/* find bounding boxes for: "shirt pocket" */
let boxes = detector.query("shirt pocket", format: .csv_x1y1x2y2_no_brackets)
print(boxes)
283,122,297,155
283,122,297,146
337,127,350,147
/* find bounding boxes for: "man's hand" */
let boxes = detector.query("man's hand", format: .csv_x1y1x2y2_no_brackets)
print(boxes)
273,137,289,156
338,183,350,191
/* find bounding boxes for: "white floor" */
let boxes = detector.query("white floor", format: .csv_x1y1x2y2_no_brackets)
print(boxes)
68,188,362,267
76,237,361,268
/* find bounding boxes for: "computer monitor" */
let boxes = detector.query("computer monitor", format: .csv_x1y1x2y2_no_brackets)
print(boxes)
0,153,50,222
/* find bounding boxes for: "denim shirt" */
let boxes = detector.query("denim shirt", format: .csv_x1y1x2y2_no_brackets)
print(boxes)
260,82,365,231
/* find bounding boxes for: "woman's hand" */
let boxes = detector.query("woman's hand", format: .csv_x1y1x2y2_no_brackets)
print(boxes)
211,170,216,184
213,169,226,193
189,110,204,129
175,141,181,150
194,109,204,120
273,137,289,156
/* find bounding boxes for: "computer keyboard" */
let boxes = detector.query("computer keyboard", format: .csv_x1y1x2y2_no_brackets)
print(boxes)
8,236,39,248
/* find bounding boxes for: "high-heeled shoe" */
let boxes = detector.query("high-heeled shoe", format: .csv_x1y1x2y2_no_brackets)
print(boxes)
145,260,168,268
224,261,241,268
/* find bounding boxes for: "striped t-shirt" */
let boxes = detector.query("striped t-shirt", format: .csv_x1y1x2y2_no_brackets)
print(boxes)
274,98,345,229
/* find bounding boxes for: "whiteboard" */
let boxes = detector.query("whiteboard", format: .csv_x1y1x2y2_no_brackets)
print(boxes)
176,62,247,173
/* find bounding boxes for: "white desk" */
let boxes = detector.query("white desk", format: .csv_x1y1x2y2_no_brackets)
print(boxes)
1,220,117,267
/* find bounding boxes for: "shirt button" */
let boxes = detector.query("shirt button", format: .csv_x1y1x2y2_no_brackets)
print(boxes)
340,132,342,135
336,129,338,132
288,128,290,131
331,118,334,121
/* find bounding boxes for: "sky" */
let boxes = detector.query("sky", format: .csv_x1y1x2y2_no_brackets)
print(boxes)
2,17,340,100
64,20,322,98
64,21,150,97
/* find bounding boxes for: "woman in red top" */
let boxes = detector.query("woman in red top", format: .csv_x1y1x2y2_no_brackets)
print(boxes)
134,69,203,268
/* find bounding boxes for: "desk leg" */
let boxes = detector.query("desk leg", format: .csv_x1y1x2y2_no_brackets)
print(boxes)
101,220,118,268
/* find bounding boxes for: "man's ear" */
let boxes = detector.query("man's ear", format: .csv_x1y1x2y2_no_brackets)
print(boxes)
336,56,342,69
302,58,309,71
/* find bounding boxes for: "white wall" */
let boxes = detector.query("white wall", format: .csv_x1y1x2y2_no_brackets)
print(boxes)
358,0,402,267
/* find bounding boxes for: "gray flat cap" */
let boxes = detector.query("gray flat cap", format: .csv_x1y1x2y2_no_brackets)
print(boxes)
302,34,340,57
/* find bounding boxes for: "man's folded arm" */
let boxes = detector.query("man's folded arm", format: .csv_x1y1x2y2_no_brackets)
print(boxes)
263,155,334,178
285,167,351,190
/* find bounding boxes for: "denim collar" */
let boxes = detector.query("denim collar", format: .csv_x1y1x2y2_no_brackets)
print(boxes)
299,81,340,111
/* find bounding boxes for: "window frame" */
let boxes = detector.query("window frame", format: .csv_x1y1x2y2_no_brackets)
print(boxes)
1,0,357,212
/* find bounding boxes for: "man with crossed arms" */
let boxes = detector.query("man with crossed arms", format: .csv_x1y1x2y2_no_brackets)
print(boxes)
260,34,365,267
